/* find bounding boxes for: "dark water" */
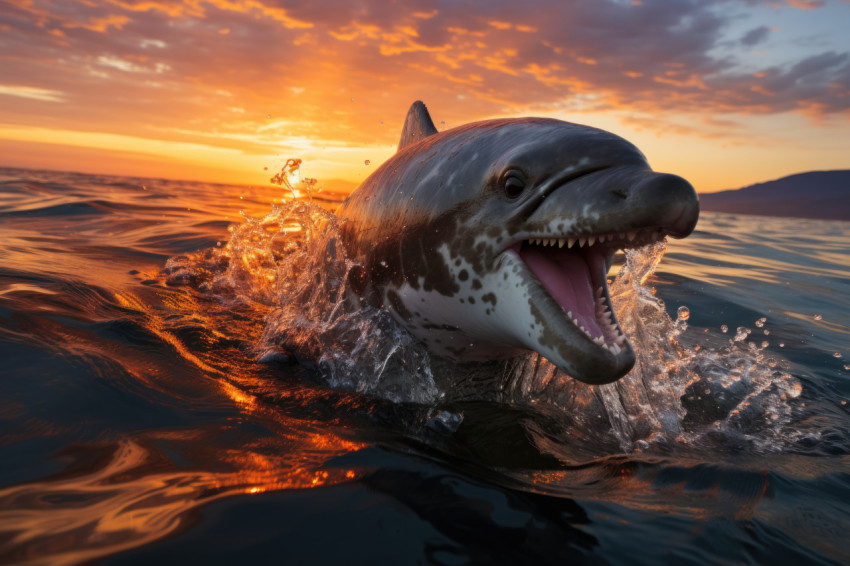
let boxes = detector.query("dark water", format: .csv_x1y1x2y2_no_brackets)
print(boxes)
1,166,848,565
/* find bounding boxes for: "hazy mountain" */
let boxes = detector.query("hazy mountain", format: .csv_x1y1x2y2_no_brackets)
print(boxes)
699,170,850,221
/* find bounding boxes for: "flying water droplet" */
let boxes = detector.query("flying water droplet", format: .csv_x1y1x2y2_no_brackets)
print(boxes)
755,317,766,328
720,324,728,333
365,159,371,165
814,314,823,321
677,306,690,321
834,352,843,358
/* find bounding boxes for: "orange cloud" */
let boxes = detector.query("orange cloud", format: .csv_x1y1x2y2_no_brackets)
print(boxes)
0,0,847,193
62,13,129,32
787,0,825,9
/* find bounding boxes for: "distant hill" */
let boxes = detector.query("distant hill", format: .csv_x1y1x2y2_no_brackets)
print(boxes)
699,170,850,221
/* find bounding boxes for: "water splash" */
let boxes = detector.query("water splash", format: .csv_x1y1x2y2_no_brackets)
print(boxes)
269,158,319,200
165,199,440,404
165,199,803,455
507,241,802,454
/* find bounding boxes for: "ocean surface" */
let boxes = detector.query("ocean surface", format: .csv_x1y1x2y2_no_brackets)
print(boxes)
0,166,848,565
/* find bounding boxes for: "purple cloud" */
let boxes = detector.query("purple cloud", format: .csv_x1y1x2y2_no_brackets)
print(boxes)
0,0,847,148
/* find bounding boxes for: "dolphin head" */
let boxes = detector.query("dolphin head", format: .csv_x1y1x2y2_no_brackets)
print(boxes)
339,102,699,385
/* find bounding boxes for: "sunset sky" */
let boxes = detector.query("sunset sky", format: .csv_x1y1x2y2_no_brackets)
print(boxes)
1,0,848,193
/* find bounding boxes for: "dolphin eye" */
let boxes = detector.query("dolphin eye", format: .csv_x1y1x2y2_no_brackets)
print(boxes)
502,170,526,199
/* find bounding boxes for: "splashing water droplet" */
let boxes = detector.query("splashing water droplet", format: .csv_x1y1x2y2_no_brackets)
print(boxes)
365,160,371,165
350,97,355,102
266,114,271,119
834,352,843,358
761,341,769,348
755,317,766,328
734,327,750,342
677,306,690,321
441,120,445,124
844,364,850,371
814,314,823,320
720,324,728,333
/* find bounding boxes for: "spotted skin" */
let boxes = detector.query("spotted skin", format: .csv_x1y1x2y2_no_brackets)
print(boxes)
338,102,699,385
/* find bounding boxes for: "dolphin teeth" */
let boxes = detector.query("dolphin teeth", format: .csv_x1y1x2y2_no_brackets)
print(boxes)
558,238,566,248
626,230,637,241
587,235,596,246
568,237,576,248
579,237,587,247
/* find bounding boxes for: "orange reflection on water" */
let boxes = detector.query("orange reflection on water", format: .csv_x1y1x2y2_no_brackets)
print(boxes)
0,429,364,565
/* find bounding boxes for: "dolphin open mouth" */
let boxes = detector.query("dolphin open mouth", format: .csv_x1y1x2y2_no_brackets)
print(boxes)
508,227,667,357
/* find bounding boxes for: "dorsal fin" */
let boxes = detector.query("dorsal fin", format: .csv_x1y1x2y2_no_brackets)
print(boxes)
398,101,438,151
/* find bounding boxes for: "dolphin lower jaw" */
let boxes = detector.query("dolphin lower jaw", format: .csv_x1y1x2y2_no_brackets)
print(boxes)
497,222,677,383
499,247,635,384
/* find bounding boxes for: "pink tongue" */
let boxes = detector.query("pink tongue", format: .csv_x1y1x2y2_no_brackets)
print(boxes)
519,246,601,338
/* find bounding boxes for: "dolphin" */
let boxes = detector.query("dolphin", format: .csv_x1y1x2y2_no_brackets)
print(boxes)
337,101,699,385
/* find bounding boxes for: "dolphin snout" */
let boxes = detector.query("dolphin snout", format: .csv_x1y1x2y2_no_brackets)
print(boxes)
635,173,700,238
